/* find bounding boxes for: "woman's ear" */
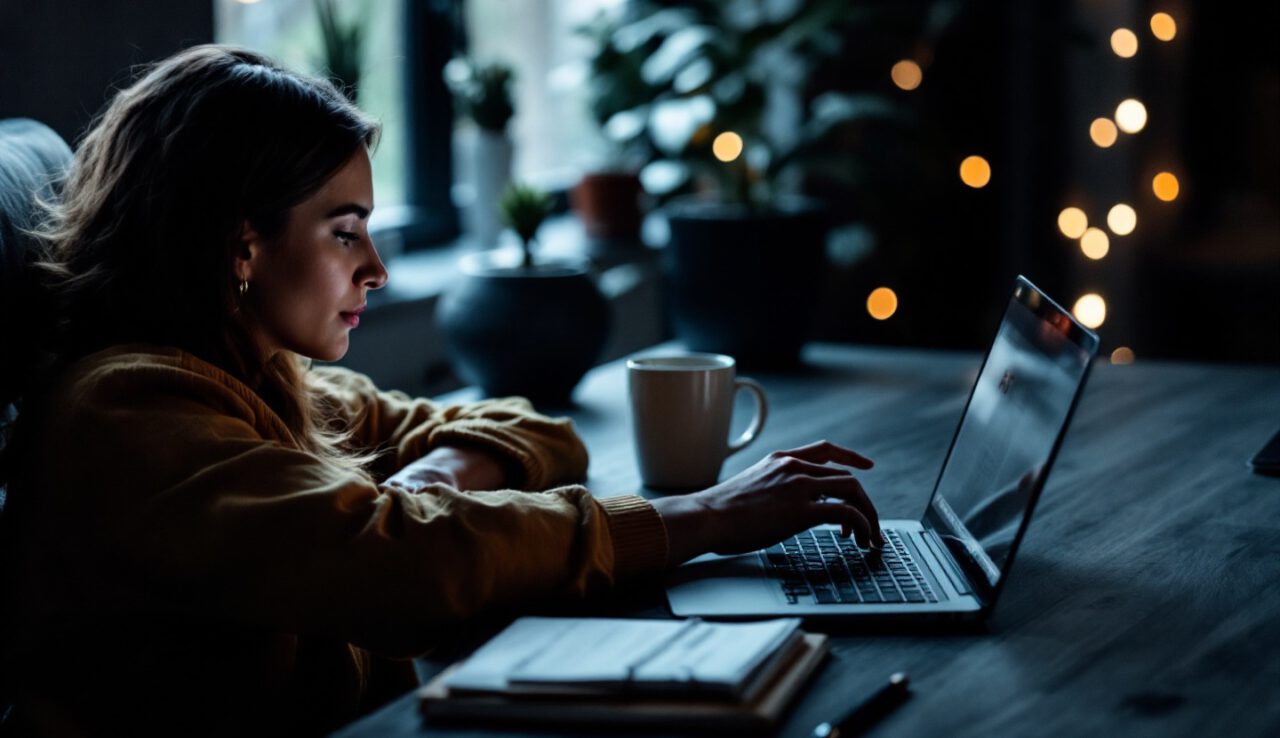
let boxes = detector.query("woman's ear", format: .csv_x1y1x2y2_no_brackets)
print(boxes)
233,219,264,282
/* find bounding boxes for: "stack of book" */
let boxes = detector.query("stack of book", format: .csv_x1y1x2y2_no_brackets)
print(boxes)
418,616,827,731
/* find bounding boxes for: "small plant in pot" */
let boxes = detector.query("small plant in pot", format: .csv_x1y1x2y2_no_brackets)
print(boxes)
569,16,656,248
436,183,611,405
445,58,516,249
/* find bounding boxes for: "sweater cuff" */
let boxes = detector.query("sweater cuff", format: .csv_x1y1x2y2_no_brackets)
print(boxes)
598,495,668,579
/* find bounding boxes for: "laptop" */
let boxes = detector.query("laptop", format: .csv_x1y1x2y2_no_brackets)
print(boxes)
666,276,1100,622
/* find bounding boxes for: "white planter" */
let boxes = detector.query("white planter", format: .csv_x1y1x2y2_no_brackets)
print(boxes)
460,129,512,249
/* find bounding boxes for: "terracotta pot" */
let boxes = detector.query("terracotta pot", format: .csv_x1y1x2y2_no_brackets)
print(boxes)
570,171,644,242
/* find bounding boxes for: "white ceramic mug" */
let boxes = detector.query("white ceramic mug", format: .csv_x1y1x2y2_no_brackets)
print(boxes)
626,353,768,490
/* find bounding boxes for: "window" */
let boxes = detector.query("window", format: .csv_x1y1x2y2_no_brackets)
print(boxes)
214,0,407,207
464,0,617,185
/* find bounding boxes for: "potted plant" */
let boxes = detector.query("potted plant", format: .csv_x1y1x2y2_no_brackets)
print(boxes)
568,17,655,248
445,58,516,249
314,0,366,104
436,183,610,404
580,1,950,366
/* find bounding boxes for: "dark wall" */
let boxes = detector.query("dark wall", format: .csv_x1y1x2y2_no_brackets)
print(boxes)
0,0,214,145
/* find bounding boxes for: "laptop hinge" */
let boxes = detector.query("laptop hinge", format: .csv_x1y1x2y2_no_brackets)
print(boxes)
921,528,972,596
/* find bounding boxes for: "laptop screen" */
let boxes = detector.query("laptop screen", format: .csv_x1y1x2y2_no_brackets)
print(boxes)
923,277,1098,598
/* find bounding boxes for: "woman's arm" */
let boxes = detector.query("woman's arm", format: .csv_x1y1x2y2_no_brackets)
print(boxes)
385,444,508,491
309,365,587,488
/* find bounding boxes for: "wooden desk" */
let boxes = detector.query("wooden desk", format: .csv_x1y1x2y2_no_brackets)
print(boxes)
334,343,1280,738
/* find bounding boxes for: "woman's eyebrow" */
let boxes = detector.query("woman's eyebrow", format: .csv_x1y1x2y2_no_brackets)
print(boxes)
324,203,371,219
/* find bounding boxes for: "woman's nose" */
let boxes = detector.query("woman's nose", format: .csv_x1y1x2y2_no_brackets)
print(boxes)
360,238,389,290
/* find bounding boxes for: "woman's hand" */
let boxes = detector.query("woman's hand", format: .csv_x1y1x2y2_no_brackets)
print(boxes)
650,440,883,567
385,445,508,492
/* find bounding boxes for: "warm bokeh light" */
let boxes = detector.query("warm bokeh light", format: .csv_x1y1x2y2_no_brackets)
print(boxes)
1090,118,1118,148
1153,172,1180,201
1080,227,1110,260
890,60,923,91
711,131,744,162
866,287,899,320
1057,207,1089,239
1115,99,1148,133
1110,28,1139,58
1107,204,1137,235
1073,294,1107,329
1111,346,1135,365
1150,12,1177,41
959,155,991,188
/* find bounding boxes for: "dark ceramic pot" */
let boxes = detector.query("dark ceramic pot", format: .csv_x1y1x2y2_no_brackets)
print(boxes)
664,199,827,368
436,252,611,404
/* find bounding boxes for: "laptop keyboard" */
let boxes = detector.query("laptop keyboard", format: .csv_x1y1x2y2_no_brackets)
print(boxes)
763,529,938,605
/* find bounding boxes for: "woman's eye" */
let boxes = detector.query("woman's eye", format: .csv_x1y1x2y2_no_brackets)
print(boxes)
334,230,359,245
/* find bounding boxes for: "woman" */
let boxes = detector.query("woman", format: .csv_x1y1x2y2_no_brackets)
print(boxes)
0,45,881,736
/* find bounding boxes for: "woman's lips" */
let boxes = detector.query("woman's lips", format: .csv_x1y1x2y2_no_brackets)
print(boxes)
341,304,366,328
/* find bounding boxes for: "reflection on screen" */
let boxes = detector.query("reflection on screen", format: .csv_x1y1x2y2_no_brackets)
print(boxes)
928,295,1092,589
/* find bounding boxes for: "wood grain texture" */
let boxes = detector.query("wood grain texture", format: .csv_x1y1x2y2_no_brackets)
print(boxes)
334,343,1280,738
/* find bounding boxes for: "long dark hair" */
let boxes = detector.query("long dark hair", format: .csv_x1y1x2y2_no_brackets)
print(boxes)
28,44,383,469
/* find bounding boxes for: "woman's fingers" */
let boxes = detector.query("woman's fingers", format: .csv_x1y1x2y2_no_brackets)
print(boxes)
778,440,874,470
808,502,873,548
811,475,884,546
780,458,859,479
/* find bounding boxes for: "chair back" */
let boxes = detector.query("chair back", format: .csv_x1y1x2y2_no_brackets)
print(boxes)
0,119,71,513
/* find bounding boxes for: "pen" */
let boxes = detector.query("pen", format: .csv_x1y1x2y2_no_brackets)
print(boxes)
811,672,910,738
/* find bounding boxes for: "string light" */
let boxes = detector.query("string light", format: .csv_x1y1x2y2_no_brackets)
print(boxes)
1090,118,1118,148
866,287,899,320
890,60,923,91
1107,204,1137,235
1073,294,1107,329
959,155,991,188
1111,347,1135,364
1080,227,1110,260
1153,172,1180,201
1115,99,1148,134
1057,207,1089,239
712,132,744,162
1150,13,1177,41
1110,28,1139,58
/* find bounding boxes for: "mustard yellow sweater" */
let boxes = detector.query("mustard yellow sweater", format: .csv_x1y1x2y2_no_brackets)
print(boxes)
2,345,667,735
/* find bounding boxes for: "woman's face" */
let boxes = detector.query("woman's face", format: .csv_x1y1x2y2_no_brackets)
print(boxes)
237,148,388,362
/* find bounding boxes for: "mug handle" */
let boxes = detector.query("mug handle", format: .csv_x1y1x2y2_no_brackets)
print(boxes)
727,377,769,457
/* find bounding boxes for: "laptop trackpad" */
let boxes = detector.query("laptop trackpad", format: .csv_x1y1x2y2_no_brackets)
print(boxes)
666,553,779,616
